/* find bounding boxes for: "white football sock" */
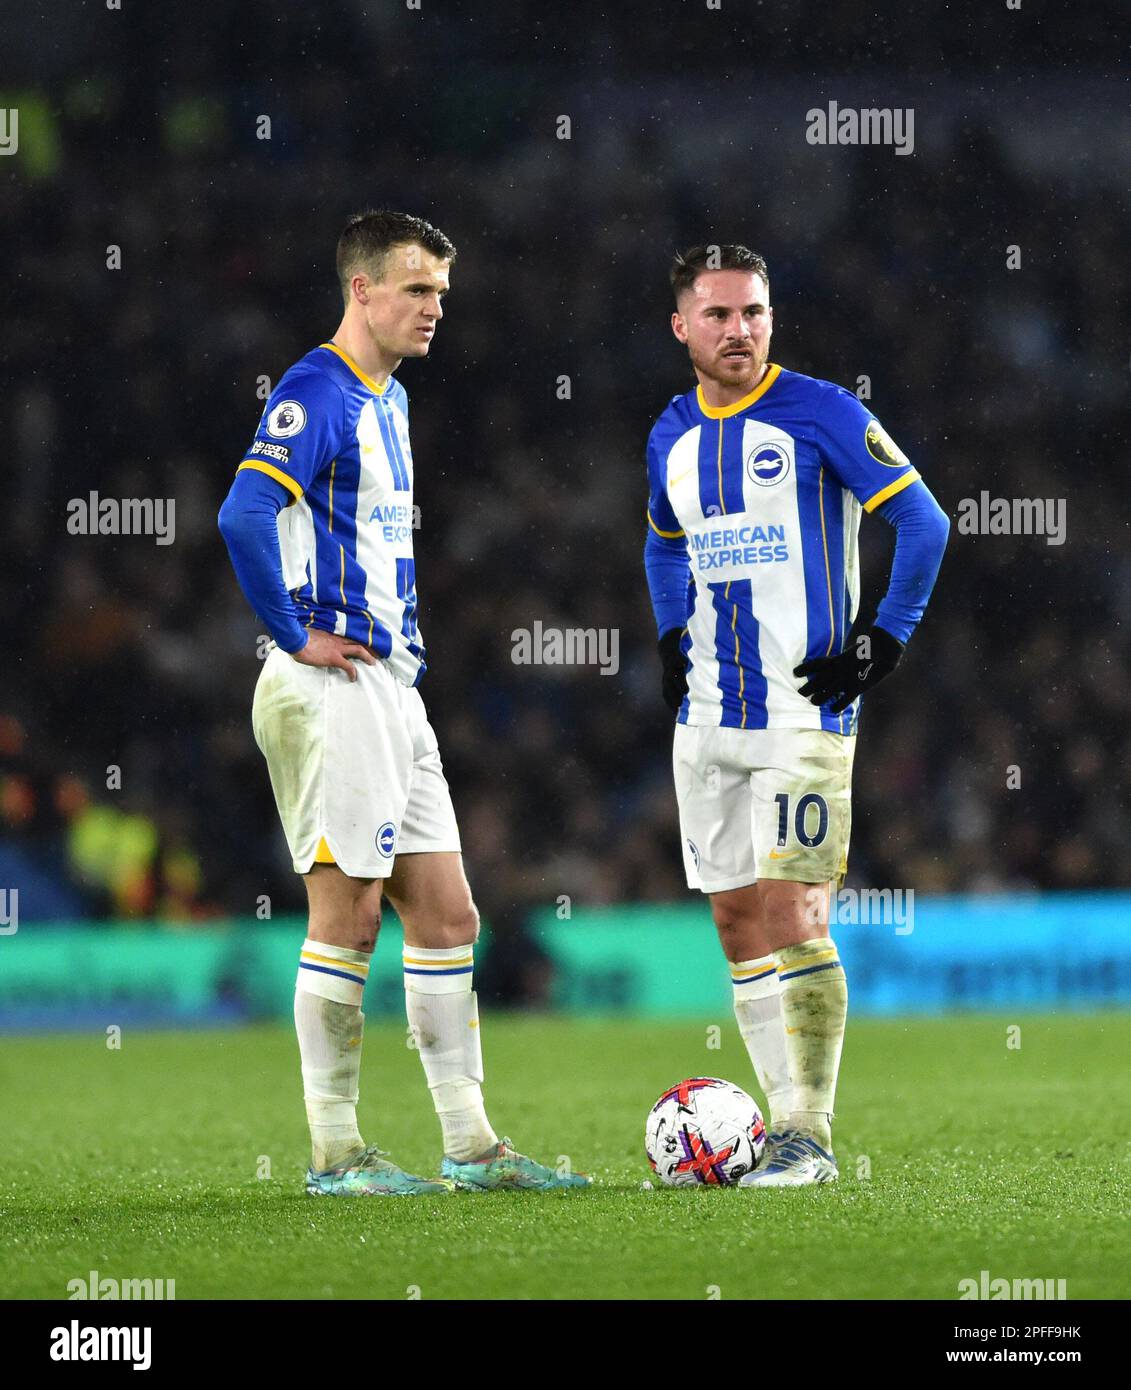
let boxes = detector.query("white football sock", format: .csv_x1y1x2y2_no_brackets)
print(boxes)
731,956,792,1127
774,938,848,1151
295,938,371,1172
403,943,498,1162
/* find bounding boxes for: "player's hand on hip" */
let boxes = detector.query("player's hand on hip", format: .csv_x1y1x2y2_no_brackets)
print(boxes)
290,629,377,682
793,624,904,715
657,627,689,714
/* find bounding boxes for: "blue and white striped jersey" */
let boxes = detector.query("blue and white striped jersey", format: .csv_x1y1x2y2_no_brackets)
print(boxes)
647,363,921,734
238,342,424,686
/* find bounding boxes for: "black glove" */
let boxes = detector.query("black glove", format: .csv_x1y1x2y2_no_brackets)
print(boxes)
793,624,904,715
658,627,689,714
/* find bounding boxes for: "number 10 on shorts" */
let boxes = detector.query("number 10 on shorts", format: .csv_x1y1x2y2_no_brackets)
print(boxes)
774,791,830,848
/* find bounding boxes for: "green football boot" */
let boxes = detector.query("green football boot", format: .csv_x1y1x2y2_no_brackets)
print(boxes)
305,1145,454,1196
441,1137,591,1191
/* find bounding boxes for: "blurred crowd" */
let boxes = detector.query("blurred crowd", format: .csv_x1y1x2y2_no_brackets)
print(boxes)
3,2,1128,932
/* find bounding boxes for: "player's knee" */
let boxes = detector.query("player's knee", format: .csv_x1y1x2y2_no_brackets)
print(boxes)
349,917,380,954
391,886,478,948
413,899,478,949
755,878,822,931
304,910,379,954
441,900,479,948
710,897,759,938
349,895,382,951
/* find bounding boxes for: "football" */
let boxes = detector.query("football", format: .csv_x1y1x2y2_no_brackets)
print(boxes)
645,1077,767,1187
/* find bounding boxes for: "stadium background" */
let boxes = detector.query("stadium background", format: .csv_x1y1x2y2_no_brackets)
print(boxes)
2,0,1129,1025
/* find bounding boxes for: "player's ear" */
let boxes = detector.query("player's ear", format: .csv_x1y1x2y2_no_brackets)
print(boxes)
671,311,688,344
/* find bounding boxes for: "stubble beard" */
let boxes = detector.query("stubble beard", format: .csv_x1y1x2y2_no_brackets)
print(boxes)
691,338,770,393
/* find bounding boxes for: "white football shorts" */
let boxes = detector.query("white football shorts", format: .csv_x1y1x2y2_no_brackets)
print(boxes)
251,645,461,878
672,724,856,894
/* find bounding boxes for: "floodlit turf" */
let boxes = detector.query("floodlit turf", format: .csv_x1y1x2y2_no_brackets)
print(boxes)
2,1014,1128,1300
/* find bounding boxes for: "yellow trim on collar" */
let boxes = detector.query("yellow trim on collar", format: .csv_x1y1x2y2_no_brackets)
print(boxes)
696,363,781,419
320,341,387,395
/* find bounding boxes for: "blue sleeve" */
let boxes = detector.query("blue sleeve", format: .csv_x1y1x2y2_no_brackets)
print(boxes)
815,385,921,514
644,528,691,638
241,367,346,500
218,467,310,654
644,426,691,637
871,479,950,643
646,428,684,540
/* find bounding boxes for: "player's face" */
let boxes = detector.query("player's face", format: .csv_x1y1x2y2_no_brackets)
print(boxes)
361,244,450,359
671,271,773,390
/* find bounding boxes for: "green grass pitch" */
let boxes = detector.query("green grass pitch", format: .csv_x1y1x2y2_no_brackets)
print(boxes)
2,1014,1128,1300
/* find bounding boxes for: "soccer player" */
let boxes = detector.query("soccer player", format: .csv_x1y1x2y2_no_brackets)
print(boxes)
644,245,949,1186
218,210,588,1196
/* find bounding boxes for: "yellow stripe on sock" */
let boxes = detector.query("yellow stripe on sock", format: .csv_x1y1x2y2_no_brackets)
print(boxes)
776,947,840,974
301,951,370,973
402,955,474,969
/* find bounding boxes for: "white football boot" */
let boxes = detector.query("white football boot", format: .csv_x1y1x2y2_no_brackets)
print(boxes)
738,1130,838,1187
